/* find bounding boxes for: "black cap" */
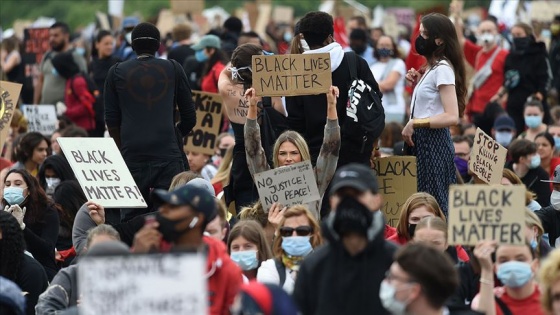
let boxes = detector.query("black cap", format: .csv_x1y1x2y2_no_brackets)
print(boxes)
330,163,378,195
153,185,217,222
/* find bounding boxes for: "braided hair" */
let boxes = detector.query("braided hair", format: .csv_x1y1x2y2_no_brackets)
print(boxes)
0,211,25,281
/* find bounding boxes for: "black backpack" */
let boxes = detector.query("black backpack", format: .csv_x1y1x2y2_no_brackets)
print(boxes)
342,51,385,154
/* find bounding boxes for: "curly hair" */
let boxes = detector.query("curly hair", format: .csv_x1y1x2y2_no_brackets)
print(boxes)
238,201,268,227
298,11,334,47
0,211,24,281
3,169,50,225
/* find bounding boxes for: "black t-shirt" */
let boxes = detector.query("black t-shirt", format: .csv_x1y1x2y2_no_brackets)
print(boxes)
16,254,49,315
168,45,195,67
90,56,120,94
104,57,196,163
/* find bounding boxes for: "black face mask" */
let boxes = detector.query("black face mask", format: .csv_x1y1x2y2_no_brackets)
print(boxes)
415,35,438,56
219,148,228,158
156,213,195,243
513,36,531,53
333,197,373,237
351,45,367,55
408,224,417,238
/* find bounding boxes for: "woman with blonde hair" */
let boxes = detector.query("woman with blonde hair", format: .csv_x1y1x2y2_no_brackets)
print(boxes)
257,205,322,294
227,220,273,281
502,168,541,210
244,86,341,218
538,249,560,315
525,208,551,259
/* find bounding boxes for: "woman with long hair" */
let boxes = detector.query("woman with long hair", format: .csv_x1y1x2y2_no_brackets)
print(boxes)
1,36,24,85
227,220,273,281
2,169,59,280
257,205,323,294
1,132,49,187
402,13,467,216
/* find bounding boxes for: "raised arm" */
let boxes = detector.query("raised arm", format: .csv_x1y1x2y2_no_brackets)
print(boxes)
244,88,270,177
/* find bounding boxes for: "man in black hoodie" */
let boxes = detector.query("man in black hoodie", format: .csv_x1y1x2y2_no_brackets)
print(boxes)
286,11,381,168
293,164,398,315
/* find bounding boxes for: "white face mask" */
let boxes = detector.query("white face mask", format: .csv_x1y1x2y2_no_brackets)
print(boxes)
300,39,310,52
478,32,497,45
551,190,560,210
379,281,409,315
125,32,132,44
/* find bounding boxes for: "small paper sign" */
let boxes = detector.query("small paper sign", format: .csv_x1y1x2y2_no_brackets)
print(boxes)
448,185,526,246
21,104,57,135
58,137,147,208
254,160,320,211
469,128,507,185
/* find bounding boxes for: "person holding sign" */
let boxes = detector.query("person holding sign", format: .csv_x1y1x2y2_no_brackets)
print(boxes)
402,13,467,216
244,86,340,218
471,241,544,315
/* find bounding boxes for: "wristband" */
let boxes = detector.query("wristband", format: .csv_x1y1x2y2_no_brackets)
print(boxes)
413,118,430,129
479,278,493,285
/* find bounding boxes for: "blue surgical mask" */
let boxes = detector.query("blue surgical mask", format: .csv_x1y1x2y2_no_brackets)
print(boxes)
530,154,541,169
281,236,312,257
495,131,514,147
524,116,542,129
530,238,538,249
195,50,208,63
51,68,58,76
497,261,533,288
3,187,27,205
378,48,393,58
230,250,259,271
75,47,86,56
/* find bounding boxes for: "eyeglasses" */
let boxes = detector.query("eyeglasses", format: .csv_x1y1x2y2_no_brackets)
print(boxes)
279,226,313,237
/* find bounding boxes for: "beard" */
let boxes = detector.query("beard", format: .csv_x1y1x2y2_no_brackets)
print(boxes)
50,41,65,52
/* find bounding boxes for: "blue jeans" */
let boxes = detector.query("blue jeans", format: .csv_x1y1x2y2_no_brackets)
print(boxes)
121,159,184,222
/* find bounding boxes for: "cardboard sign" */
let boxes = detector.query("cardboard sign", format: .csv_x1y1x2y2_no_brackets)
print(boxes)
79,253,207,315
255,161,320,212
21,104,57,136
0,81,21,151
251,53,332,96
273,6,294,24
372,156,418,227
170,0,205,15
184,91,223,156
448,185,526,246
530,1,560,22
57,137,147,208
469,128,507,185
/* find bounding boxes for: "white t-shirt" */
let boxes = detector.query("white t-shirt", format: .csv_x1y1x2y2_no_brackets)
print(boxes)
410,60,455,119
370,58,406,116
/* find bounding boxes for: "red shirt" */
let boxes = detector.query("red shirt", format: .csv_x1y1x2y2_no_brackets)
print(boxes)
549,157,560,178
464,41,508,116
473,285,543,315
201,62,226,93
384,225,397,239
65,76,96,131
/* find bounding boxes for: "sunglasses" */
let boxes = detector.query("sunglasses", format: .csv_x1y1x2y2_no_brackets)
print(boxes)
279,226,313,237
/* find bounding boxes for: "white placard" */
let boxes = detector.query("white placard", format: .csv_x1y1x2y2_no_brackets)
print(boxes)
57,137,147,208
254,160,320,211
21,104,57,136
78,253,207,315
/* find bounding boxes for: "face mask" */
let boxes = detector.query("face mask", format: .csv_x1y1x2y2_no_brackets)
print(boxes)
495,131,514,147
195,49,208,63
408,224,417,238
513,36,531,53
219,148,228,158
377,48,393,58
454,156,469,176
524,116,542,129
530,237,538,249
333,197,373,237
230,250,259,271
415,35,438,56
300,39,310,52
3,187,27,205
530,154,541,169
156,213,197,243
554,136,560,149
75,47,86,56
550,190,560,210
46,177,61,188
283,31,292,42
281,236,312,257
351,45,367,55
379,281,408,315
478,32,497,45
125,32,132,44
497,261,533,288
552,24,560,36
51,68,58,76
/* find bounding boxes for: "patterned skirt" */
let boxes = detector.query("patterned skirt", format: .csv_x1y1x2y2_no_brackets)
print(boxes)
410,127,456,216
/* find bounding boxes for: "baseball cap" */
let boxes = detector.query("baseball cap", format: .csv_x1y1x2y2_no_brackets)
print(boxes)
329,163,378,196
542,165,560,183
493,115,516,132
191,34,221,51
153,185,218,221
122,16,140,30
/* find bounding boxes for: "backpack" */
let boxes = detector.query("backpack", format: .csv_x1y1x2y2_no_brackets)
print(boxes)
274,258,286,287
69,73,100,126
343,51,385,154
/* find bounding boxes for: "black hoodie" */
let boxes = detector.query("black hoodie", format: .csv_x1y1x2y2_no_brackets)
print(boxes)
293,211,398,315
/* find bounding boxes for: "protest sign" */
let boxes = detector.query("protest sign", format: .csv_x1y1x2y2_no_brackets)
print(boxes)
79,253,206,315
252,53,331,96
273,6,294,24
372,156,417,227
255,161,320,212
170,0,205,15
58,137,147,208
0,81,21,152
184,91,223,156
469,128,507,185
21,104,57,136
448,185,525,246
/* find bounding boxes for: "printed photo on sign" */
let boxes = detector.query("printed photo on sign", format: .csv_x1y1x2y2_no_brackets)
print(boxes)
251,53,332,96
372,156,417,227
0,81,22,151
469,128,507,185
79,253,207,315
184,91,223,156
254,160,320,212
448,185,526,246
58,137,147,208
21,104,58,136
